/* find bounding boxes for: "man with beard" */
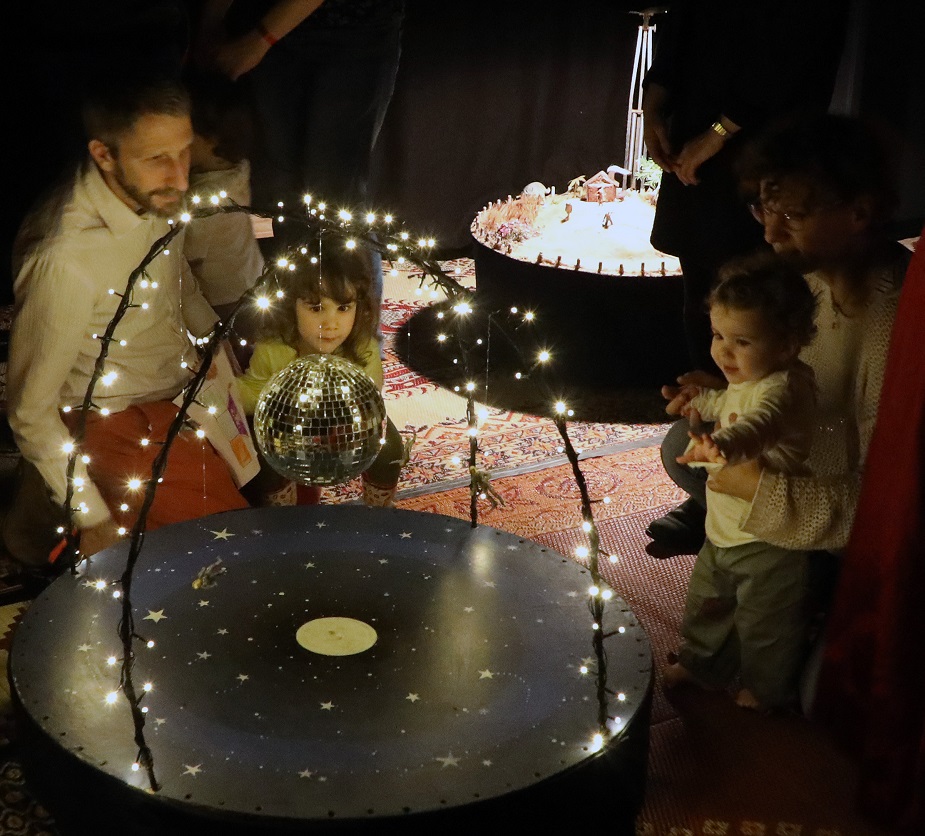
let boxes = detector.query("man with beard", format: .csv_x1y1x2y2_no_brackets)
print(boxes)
4,74,248,570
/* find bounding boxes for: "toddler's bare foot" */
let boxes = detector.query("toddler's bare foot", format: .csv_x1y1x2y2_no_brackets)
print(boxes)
735,688,762,710
662,662,694,689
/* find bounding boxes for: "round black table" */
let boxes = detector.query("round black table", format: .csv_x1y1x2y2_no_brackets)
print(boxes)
473,237,688,387
11,506,652,834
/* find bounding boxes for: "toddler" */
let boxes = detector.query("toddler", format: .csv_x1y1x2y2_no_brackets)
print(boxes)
663,252,818,710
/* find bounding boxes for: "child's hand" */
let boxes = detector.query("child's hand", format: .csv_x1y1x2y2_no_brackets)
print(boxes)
676,431,727,466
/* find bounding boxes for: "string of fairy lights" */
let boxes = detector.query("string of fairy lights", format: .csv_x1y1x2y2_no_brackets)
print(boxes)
56,190,625,790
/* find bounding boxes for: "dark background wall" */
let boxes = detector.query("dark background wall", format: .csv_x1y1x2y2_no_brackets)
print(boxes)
3,0,923,304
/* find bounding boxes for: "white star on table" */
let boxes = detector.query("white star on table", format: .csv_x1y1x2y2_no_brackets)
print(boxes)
479,708,489,715
478,669,494,679
82,580,97,589
304,562,316,569
210,529,234,540
196,651,211,660
581,657,596,667
482,760,493,767
318,776,328,782
406,693,420,703
144,609,167,623
154,718,166,726
198,600,210,607
463,606,474,613
435,753,460,768
399,532,412,539
182,764,202,776
567,591,579,597
483,581,496,588
77,644,92,653
237,674,249,683
298,769,314,779
316,521,327,529
378,559,388,564
217,628,228,635
320,702,334,711
506,544,519,551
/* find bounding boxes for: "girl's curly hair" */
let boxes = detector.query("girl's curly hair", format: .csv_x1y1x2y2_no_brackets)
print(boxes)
710,251,818,348
261,243,379,367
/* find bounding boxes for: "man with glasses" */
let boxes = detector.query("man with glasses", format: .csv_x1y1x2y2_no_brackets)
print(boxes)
646,114,909,565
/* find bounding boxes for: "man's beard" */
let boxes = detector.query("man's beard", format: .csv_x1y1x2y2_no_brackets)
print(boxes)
114,162,185,218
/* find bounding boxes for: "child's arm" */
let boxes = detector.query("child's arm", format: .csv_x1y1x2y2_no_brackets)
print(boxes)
237,342,297,415
712,366,816,466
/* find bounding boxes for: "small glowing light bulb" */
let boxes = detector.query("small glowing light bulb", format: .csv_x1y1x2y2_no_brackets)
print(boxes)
524,311,535,321
451,456,461,465
581,521,592,532
180,212,191,223
384,214,393,223
256,297,271,309
147,640,155,649
101,371,117,386
210,195,219,205
107,656,117,666
554,401,566,414
140,438,149,447
132,763,140,772
588,585,600,596
366,212,375,224
113,590,121,598
143,682,153,692
195,429,206,439
510,306,518,314
303,194,312,205
128,478,142,490
345,239,356,249
338,209,352,221
465,381,475,392
437,333,447,342
95,579,107,590
208,405,217,415
575,546,589,559
192,195,201,204
117,527,127,536
106,692,119,704
318,201,326,211
219,190,227,199
100,407,110,416
276,258,289,268
538,350,550,362
62,441,75,454
579,665,588,674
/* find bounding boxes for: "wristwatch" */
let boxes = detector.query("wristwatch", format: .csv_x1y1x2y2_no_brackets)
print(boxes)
710,121,730,138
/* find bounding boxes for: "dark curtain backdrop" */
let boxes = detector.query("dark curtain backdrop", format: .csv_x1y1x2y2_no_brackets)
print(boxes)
370,0,649,249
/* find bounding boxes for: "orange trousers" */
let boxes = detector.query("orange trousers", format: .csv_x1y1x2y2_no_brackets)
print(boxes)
65,401,249,532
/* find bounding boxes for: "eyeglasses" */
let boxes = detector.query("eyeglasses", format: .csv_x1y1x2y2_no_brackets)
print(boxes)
748,199,844,231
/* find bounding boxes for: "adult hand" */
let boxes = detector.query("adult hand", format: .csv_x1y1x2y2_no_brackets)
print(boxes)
707,459,762,502
677,369,727,390
661,383,700,416
79,519,124,557
673,128,726,186
214,32,270,80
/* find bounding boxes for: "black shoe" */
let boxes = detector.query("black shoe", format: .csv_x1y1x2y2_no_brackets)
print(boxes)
645,498,706,557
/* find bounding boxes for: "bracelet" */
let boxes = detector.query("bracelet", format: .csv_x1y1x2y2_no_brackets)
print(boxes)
710,120,730,138
257,22,278,47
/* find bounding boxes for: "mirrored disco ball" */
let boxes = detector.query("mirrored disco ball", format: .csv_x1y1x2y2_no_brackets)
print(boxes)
253,354,386,486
